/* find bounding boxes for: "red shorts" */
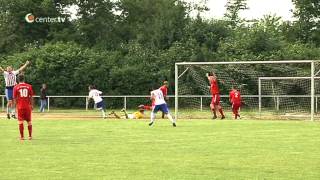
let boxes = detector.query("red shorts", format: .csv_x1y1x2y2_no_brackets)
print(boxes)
17,108,32,122
211,94,220,105
232,102,241,111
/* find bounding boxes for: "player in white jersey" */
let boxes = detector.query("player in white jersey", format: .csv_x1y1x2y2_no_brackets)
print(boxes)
149,88,176,127
0,61,30,119
88,85,107,119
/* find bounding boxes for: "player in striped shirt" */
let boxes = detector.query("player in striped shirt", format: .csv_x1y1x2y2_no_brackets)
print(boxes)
0,61,30,119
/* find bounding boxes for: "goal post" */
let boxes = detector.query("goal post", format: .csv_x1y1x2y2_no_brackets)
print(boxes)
175,60,319,121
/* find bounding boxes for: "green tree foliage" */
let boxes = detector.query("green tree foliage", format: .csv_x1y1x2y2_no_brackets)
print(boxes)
117,0,189,49
72,0,119,49
224,0,249,27
0,0,72,55
292,0,320,45
0,0,320,100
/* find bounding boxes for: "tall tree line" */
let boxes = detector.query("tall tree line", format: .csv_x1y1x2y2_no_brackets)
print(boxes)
0,0,319,101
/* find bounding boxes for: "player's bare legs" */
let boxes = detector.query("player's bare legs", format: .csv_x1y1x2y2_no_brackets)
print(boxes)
215,104,225,119
210,103,217,119
7,100,16,119
7,100,12,119
11,101,16,119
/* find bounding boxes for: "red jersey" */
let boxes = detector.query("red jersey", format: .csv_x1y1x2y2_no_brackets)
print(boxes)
229,90,241,103
209,77,219,94
159,85,168,97
13,82,34,109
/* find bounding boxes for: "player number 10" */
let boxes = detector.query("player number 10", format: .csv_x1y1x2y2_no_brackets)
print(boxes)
19,89,28,97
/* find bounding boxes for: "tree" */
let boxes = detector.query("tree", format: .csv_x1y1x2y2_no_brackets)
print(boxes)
117,0,189,49
0,0,73,55
72,0,120,50
224,0,248,27
292,0,320,45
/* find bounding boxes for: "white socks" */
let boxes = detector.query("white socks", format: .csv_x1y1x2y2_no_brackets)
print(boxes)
150,112,175,124
101,110,106,118
11,108,15,115
167,114,175,123
150,112,156,123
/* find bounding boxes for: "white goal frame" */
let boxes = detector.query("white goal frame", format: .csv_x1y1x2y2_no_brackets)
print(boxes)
175,60,317,121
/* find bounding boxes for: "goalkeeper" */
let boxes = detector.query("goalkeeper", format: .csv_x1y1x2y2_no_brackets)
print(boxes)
109,105,146,119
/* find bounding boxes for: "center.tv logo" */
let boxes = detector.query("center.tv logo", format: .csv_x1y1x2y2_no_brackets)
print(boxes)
25,13,66,23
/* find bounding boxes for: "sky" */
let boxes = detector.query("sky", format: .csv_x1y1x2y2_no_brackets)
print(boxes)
187,0,295,20
67,0,296,21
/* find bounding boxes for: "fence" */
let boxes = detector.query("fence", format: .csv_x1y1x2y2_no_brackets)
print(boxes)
1,95,320,113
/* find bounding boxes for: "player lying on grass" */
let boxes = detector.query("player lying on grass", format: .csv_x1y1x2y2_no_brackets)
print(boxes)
206,72,225,119
109,105,146,119
0,60,30,119
13,74,34,140
88,85,107,119
229,86,242,119
149,87,176,127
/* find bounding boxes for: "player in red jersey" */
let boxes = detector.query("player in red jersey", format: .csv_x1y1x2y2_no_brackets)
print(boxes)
159,80,169,118
229,87,241,119
206,72,225,119
13,74,34,140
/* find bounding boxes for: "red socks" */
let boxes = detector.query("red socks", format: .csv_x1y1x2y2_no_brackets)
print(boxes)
19,124,32,139
212,109,217,117
219,109,224,116
28,125,32,138
19,124,24,138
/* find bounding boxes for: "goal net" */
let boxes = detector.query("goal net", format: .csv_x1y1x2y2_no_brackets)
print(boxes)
175,60,320,121
259,77,320,118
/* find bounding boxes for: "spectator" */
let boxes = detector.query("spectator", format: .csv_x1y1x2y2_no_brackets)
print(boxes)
40,84,47,112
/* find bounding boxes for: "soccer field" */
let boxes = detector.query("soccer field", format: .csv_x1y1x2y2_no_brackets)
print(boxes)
1,115,320,180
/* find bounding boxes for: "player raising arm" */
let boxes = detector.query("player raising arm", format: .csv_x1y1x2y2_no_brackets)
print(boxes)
229,87,242,119
88,85,107,119
149,87,176,127
206,72,225,119
0,61,30,119
13,74,34,140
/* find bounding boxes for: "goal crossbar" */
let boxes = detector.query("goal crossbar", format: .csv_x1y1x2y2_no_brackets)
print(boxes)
176,60,315,66
175,60,318,121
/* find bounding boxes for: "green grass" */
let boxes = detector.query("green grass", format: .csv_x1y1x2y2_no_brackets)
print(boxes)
1,117,320,180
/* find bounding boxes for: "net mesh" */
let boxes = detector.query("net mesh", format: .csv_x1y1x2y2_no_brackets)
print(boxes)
177,61,320,120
